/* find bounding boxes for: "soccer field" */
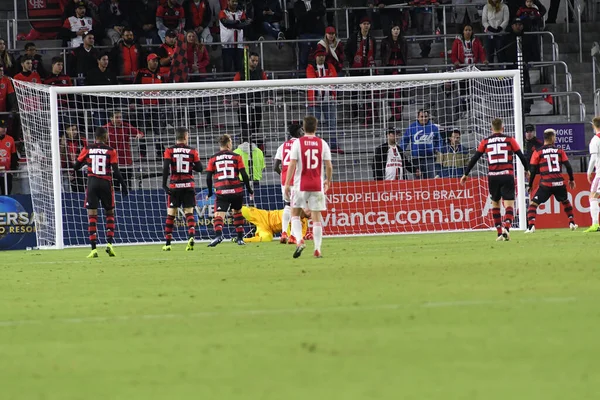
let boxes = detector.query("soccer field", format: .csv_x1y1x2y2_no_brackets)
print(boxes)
1,231,598,400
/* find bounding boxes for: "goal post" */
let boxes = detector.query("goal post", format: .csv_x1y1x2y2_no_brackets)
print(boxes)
12,67,525,249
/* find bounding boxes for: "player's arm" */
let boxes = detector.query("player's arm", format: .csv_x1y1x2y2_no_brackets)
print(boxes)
528,163,538,187
515,149,529,171
284,159,297,187
73,147,88,170
564,160,575,189
112,163,128,196
193,160,203,173
162,158,171,194
587,138,598,183
324,159,333,193
206,171,214,197
462,151,484,177
274,159,282,174
239,168,254,195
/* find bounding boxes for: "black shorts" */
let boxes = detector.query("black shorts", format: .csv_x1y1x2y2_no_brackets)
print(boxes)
85,179,114,210
168,189,196,209
532,184,568,204
488,175,515,202
215,194,244,212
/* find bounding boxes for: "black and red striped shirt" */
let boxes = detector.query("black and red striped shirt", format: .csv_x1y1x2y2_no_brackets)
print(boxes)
530,145,569,187
164,144,200,189
476,134,521,176
206,150,246,195
76,143,118,182
43,73,73,86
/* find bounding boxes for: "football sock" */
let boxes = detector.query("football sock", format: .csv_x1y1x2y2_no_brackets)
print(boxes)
214,216,224,236
590,198,599,225
282,205,291,235
291,216,302,243
313,222,323,252
504,206,514,230
527,203,538,228
185,213,195,238
165,214,175,245
561,200,574,223
88,215,97,250
233,212,244,240
492,207,502,235
106,215,115,244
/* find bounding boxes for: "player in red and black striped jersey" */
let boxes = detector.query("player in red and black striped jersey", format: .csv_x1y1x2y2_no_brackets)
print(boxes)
526,128,577,233
205,134,254,247
74,127,128,258
460,118,529,241
161,127,203,251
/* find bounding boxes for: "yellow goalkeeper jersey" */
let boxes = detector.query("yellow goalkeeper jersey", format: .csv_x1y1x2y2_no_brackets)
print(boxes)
241,206,308,242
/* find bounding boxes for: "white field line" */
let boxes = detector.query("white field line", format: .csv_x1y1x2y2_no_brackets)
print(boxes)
0,297,577,328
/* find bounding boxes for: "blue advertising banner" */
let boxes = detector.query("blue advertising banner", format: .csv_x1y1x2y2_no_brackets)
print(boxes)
535,123,587,151
0,195,37,250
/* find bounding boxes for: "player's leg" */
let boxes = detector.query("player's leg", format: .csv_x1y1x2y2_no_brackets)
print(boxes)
183,190,197,251
525,200,539,233
307,192,326,258
163,206,176,251
104,208,117,256
231,195,246,245
554,187,577,230
97,181,117,256
500,177,516,240
87,208,99,258
208,195,227,246
281,185,291,244
488,178,504,240
290,191,307,258
585,177,600,232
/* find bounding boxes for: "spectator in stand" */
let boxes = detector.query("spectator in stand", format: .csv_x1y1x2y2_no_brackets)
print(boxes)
503,18,533,112
345,17,376,125
436,129,470,178
294,0,326,70
105,110,144,188
413,0,435,58
157,30,178,82
85,52,118,86
134,54,166,158
524,123,542,160
63,0,100,22
60,1,94,48
401,109,442,179
17,43,48,79
306,48,342,153
316,26,344,74
129,0,162,45
44,57,74,86
13,56,42,84
453,0,481,33
60,123,87,192
157,0,186,42
220,0,252,73
482,0,509,63
547,0,573,24
516,0,545,61
0,66,16,118
432,81,461,130
67,31,98,78
372,0,403,33
186,30,210,75
0,39,17,77
109,28,145,83
372,127,418,181
234,52,267,150
254,0,285,41
451,23,487,67
98,0,129,45
380,22,406,122
0,118,18,195
183,0,214,43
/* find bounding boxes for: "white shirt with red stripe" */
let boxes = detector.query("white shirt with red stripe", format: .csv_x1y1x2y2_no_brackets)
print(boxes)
289,135,332,192
64,16,93,48
274,137,298,186
219,9,245,49
589,133,600,176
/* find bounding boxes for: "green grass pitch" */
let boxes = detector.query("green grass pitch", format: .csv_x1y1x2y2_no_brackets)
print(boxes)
1,230,599,400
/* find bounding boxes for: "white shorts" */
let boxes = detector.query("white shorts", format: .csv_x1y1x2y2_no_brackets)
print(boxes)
291,190,326,211
591,176,600,194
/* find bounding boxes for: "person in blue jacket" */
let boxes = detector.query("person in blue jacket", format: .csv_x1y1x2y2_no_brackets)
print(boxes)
401,109,442,179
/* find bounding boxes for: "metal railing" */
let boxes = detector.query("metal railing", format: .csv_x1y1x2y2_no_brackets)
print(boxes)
523,91,586,121
592,42,600,115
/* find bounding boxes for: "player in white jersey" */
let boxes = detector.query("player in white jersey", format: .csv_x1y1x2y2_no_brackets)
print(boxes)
584,117,600,232
274,123,303,244
284,116,333,258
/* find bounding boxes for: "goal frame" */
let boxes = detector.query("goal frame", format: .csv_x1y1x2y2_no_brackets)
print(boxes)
42,69,524,249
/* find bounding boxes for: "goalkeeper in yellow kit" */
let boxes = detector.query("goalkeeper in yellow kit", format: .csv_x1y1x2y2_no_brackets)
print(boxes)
241,206,311,243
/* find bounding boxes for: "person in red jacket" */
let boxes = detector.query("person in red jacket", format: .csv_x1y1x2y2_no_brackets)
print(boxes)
0,118,18,195
185,30,210,75
60,123,87,192
316,26,344,74
451,24,487,67
380,23,406,122
306,49,342,153
13,55,42,83
0,66,15,116
105,110,144,188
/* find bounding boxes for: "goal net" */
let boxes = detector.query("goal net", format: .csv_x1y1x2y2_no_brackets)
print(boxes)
12,67,525,249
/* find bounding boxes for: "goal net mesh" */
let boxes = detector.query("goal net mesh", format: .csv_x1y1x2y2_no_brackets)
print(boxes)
12,67,522,248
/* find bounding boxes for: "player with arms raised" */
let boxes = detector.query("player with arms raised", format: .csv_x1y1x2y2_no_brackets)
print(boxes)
274,123,303,244
460,118,529,241
525,128,577,233
284,116,333,258
206,134,254,246
584,117,600,232
74,127,128,258
162,128,203,251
